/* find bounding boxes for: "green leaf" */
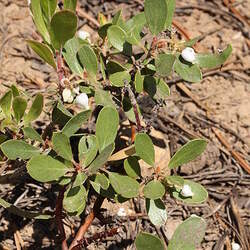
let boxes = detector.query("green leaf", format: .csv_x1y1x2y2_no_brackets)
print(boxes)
109,172,140,198
27,40,56,69
164,175,184,188
165,0,176,29
12,97,27,122
94,89,115,108
168,216,206,250
174,54,202,83
172,180,208,204
62,110,91,137
64,0,77,12
88,143,115,174
40,0,57,20
31,0,50,43
10,85,19,97
52,132,73,161
0,90,12,116
135,133,155,167
195,44,232,69
95,173,109,190
50,10,77,50
135,71,144,93
24,93,44,123
183,36,200,47
78,135,98,167
23,127,43,143
1,140,40,160
73,172,87,187
124,156,141,178
109,71,131,87
98,23,112,39
63,37,87,75
135,232,165,250
168,139,207,169
107,25,126,51
146,199,167,226
96,106,119,152
52,101,73,126
144,0,167,35
0,197,51,220
63,185,86,214
155,53,176,77
106,60,127,74
155,78,170,99
27,155,70,182
143,76,157,98
143,180,165,199
78,45,98,79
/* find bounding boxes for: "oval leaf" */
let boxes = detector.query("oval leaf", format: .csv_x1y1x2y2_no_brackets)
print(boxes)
195,44,232,69
155,53,176,77
135,232,165,250
107,25,126,51
96,106,119,152
135,133,155,167
27,155,70,182
24,93,44,123
27,40,56,69
62,110,91,137
168,216,206,250
50,10,77,49
1,140,40,160
0,90,12,116
23,127,43,142
52,132,73,161
78,45,98,79
12,96,27,122
109,71,131,87
165,0,176,29
109,172,140,198
144,0,167,35
146,198,167,226
143,180,165,200
168,139,207,169
124,156,141,178
174,54,202,83
172,180,208,204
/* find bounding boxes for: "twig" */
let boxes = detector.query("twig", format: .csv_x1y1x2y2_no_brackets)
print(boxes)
55,186,68,250
76,7,100,28
212,128,250,174
69,196,105,250
56,49,65,94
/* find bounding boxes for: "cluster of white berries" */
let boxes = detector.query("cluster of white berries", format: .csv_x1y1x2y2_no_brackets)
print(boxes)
232,242,241,250
181,47,196,64
62,87,89,110
181,184,194,197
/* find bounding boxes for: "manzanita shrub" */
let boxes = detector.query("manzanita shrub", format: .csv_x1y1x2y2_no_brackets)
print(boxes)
0,0,232,249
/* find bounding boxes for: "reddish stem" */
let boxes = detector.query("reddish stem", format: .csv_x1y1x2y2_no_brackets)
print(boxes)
56,49,65,94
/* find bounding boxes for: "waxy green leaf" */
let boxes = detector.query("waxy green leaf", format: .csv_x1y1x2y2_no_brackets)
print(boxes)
62,110,91,137
143,180,165,200
95,173,109,190
52,132,73,161
94,89,115,108
168,216,206,250
135,71,144,93
12,97,27,122
50,10,77,50
96,106,119,152
23,127,43,142
172,180,208,204
195,44,232,69
1,140,40,160
27,155,70,182
78,45,98,79
40,0,57,21
107,25,126,51
109,172,140,198
64,0,77,12
109,71,131,87
135,133,155,167
0,90,12,116
165,0,176,29
135,232,165,250
27,40,56,69
144,0,167,35
174,54,202,83
124,156,141,178
168,139,207,169
155,53,176,77
146,199,167,226
24,93,44,123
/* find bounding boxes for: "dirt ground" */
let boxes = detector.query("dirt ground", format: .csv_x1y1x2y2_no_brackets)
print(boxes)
0,0,249,249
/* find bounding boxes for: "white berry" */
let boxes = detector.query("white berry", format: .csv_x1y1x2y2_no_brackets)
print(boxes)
181,47,196,64
62,88,74,103
117,207,126,217
181,184,194,197
78,30,90,41
75,93,89,109
232,242,241,250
